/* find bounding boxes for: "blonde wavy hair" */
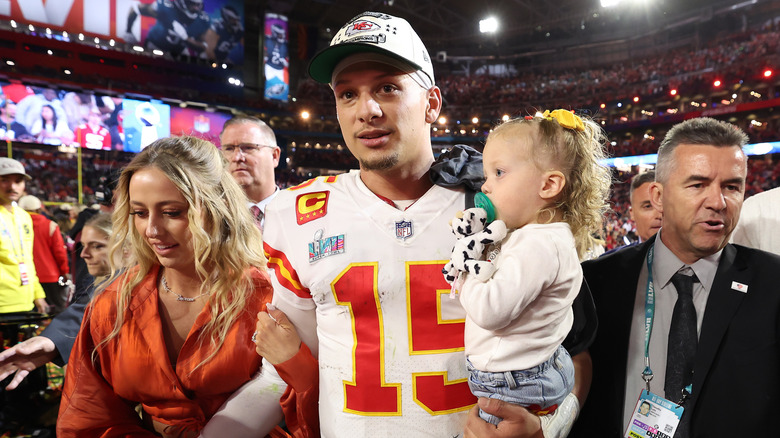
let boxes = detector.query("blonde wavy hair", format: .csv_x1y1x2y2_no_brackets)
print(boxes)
489,113,612,260
96,136,266,369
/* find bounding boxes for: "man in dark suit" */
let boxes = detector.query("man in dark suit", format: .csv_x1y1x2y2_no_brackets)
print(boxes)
571,117,780,437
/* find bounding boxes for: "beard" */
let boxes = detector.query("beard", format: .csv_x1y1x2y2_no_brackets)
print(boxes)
359,150,400,171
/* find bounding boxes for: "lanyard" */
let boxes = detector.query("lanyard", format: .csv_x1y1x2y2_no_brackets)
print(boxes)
642,245,656,391
0,207,26,261
642,245,694,403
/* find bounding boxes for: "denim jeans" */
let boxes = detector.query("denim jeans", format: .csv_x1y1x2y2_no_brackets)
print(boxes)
467,345,575,425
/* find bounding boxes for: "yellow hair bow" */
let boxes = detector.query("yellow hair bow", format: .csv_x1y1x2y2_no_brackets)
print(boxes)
542,109,585,132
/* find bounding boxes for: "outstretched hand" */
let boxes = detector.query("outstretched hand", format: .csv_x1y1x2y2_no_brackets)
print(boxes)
0,336,58,390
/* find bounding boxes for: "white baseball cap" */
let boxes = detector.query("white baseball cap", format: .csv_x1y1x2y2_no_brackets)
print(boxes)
18,195,42,211
0,157,31,180
308,11,435,86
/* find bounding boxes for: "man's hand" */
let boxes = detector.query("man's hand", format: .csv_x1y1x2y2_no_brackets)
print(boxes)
33,298,50,314
254,304,302,365
465,398,544,438
0,336,57,390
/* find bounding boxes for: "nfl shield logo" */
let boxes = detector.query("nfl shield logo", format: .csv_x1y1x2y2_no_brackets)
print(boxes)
395,220,413,240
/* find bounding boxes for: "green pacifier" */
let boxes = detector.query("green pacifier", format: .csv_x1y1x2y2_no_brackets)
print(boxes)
473,192,496,224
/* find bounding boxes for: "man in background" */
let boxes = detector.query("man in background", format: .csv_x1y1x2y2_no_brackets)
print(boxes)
219,116,281,229
629,170,663,243
0,158,47,314
18,195,69,313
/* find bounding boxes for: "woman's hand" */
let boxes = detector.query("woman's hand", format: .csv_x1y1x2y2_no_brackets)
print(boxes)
254,304,301,365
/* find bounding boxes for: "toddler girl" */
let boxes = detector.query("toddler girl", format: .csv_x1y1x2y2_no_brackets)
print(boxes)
443,110,611,426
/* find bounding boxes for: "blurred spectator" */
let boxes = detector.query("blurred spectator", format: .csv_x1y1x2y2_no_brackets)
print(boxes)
0,100,33,142
29,104,74,146
15,88,68,134
18,195,70,313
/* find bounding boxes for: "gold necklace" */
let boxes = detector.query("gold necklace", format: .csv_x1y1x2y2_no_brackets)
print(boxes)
161,275,209,302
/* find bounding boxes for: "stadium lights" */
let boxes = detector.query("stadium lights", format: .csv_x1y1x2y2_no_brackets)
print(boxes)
471,117,479,124
78,33,84,41
132,45,144,52
28,24,34,31
713,79,722,87
670,89,678,96
109,39,115,47
153,49,164,56
45,28,52,35
764,69,773,78
479,17,498,34
300,111,311,120
438,116,447,125
10,20,16,28
502,114,510,121
600,103,606,109
633,96,639,103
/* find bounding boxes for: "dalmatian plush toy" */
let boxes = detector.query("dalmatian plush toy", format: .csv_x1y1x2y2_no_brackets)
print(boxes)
443,207,508,285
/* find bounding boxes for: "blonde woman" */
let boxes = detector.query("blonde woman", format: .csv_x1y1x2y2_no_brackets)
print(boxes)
57,136,306,437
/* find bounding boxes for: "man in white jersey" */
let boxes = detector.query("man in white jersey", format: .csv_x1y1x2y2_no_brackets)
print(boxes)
256,11,594,437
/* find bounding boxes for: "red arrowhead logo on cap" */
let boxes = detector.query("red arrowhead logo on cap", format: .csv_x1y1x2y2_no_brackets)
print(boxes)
346,20,380,37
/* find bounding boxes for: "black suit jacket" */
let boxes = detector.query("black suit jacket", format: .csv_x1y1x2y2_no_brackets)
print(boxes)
571,236,780,437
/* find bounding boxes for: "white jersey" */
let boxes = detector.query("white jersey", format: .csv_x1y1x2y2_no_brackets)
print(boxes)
264,170,473,437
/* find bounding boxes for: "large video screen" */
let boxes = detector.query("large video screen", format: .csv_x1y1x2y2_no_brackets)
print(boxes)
0,80,229,151
170,106,231,147
263,13,289,102
0,0,245,65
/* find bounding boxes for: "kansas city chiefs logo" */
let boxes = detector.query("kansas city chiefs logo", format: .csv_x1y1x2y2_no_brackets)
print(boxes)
345,20,380,37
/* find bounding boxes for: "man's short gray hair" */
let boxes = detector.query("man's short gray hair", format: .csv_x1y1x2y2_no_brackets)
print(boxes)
655,117,748,183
